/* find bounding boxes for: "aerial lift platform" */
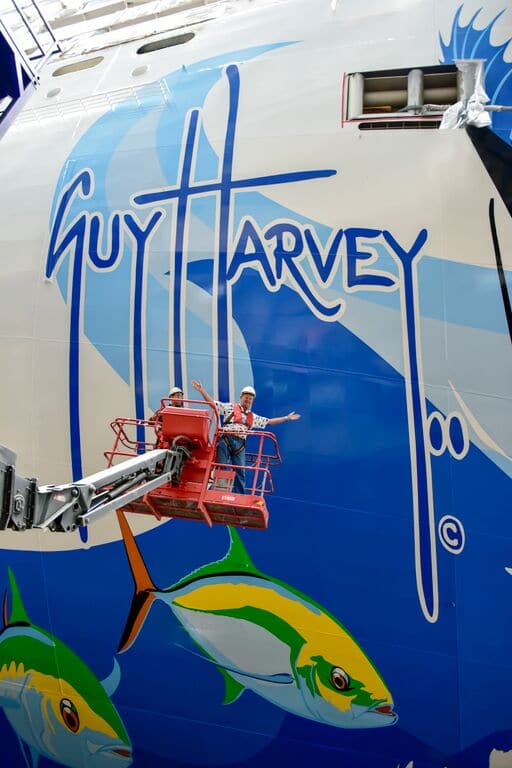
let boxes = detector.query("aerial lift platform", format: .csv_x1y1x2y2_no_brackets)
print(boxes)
0,400,281,533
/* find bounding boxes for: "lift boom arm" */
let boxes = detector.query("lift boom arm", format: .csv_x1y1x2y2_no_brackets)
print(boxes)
0,443,190,533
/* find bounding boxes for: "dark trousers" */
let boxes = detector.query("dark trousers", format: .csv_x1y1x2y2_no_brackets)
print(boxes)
216,434,246,494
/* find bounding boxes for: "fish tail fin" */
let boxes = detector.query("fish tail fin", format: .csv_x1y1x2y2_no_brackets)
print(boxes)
117,511,157,593
118,590,156,654
117,511,158,653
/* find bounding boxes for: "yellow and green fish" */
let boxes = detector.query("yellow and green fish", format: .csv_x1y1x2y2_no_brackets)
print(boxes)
0,567,132,768
118,513,397,729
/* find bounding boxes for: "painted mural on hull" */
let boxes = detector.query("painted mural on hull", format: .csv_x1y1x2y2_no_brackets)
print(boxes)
0,1,511,766
116,512,397,729
0,569,131,767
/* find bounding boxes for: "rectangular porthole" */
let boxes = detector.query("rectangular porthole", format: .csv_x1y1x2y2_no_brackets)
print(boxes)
344,65,459,127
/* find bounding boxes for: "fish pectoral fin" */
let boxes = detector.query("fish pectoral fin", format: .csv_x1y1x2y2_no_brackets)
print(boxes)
227,669,294,685
174,643,294,686
17,736,39,768
28,744,39,768
220,666,295,703
101,658,121,697
174,644,247,704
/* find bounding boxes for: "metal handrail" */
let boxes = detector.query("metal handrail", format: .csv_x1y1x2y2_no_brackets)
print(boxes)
213,429,282,497
210,461,274,497
0,12,38,82
104,417,157,466
0,0,60,112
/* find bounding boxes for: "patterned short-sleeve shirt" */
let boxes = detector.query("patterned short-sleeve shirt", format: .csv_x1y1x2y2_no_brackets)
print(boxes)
215,402,268,434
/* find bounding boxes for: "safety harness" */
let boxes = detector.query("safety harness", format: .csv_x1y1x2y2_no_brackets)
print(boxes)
222,404,253,455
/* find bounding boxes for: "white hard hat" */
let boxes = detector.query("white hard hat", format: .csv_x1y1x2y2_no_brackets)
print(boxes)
240,385,256,397
169,386,183,396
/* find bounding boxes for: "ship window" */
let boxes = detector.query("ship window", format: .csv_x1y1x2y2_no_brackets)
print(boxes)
52,56,104,77
137,32,195,55
345,65,459,122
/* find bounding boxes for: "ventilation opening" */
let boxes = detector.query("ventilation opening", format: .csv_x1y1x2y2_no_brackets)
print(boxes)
137,32,195,55
359,120,442,131
52,56,104,77
346,65,459,121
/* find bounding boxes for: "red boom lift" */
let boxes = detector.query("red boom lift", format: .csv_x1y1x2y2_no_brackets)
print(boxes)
0,400,282,533
105,399,281,530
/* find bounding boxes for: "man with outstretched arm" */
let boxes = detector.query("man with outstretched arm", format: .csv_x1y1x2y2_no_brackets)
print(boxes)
191,380,300,494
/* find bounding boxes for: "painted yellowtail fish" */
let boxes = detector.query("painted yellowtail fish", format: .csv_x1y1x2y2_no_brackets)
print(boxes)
0,567,132,768
118,513,397,729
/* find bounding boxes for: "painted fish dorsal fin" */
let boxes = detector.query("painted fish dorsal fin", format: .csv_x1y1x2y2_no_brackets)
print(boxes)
6,568,30,626
172,527,261,589
224,527,258,572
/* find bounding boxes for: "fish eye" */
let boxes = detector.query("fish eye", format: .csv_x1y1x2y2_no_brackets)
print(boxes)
330,666,350,691
60,698,80,733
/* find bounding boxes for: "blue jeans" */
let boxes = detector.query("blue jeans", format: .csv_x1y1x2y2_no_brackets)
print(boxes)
216,434,246,494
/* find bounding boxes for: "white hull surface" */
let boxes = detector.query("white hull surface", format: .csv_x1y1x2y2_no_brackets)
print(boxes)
0,1,511,766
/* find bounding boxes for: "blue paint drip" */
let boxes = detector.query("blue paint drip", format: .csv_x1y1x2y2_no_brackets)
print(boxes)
133,242,145,446
126,211,164,446
173,109,200,389
384,229,435,620
46,171,93,481
69,249,84,479
216,65,240,401
402,253,434,616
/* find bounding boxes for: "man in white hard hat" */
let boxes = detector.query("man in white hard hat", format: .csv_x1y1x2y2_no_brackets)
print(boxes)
150,386,184,429
191,380,300,494
168,386,184,407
